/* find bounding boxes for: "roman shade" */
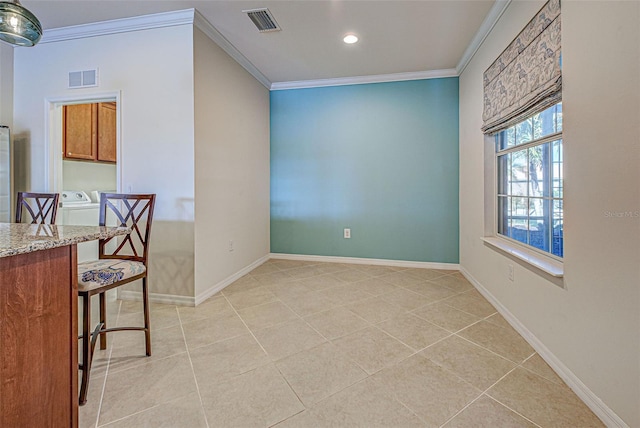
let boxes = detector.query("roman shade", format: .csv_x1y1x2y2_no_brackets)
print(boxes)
482,0,561,134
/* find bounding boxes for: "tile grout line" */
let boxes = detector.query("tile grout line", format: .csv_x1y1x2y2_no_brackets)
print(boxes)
221,292,274,362
245,266,533,412
254,291,376,383
222,291,312,416
244,287,398,416
96,403,165,427
264,264,578,427
269,275,463,373
272,264,520,426
271,362,308,419
94,299,122,428
296,294,438,428
273,287,411,377
274,296,332,343
175,305,211,428
484,393,544,428
452,330,535,366
517,354,565,386
88,262,587,427
365,301,536,427
96,303,192,427
453,303,537,364
365,375,429,426
440,366,542,428
291,292,450,412
496,355,552,428
440,357,544,428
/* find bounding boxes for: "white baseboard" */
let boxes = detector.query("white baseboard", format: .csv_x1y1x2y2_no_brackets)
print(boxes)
118,290,195,306
192,252,417,304
194,254,271,305
459,267,628,428
120,254,456,307
269,253,459,271
117,254,271,307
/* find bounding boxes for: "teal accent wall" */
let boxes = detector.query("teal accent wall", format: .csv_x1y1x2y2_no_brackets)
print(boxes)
270,78,459,263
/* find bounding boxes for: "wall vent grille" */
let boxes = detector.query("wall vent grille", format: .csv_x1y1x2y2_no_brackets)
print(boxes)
68,69,99,89
243,8,281,33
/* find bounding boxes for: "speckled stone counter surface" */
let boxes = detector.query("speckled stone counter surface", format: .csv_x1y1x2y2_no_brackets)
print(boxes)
0,223,130,258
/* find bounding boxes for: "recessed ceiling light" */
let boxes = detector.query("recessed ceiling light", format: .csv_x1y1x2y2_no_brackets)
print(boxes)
343,34,358,44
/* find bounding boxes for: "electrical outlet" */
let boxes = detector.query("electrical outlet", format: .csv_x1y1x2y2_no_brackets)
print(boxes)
508,264,514,281
344,228,351,239
229,240,234,252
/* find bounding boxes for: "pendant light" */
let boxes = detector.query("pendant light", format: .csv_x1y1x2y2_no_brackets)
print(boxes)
0,0,42,47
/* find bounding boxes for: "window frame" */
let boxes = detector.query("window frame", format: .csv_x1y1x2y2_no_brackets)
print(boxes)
495,132,564,262
482,104,564,279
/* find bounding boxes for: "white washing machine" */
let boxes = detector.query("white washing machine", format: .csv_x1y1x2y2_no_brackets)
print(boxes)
61,190,100,225
61,190,100,262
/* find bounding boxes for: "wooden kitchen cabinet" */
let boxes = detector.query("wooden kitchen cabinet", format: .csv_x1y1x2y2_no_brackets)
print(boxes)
63,102,116,163
97,102,117,162
63,103,97,161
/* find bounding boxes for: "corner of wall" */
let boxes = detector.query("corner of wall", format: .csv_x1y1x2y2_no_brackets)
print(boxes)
0,43,14,127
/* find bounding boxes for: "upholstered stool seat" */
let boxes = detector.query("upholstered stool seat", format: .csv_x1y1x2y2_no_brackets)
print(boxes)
78,260,146,291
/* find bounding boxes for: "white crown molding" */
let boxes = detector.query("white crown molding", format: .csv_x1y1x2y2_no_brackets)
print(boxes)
270,69,458,91
459,266,628,428
271,0,511,92
35,1,509,89
193,10,271,90
270,253,460,271
456,0,512,75
40,9,196,44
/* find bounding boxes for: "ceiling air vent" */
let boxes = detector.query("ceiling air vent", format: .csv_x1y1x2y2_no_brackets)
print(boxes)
68,69,98,89
243,8,281,33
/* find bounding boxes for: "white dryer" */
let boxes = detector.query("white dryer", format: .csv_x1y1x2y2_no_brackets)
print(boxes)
61,190,100,262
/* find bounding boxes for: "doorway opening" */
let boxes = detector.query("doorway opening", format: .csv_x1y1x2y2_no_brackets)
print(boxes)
46,92,121,262
46,93,122,334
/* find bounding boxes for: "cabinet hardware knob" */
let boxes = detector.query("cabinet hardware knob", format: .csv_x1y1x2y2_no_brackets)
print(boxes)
67,152,72,155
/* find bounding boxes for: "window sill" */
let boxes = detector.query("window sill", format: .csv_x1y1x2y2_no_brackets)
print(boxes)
481,236,564,278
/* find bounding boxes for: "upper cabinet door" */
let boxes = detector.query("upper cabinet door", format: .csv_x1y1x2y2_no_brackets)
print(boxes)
63,104,97,161
97,102,117,163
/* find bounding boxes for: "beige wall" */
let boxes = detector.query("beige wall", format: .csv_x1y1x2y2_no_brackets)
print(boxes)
459,1,640,426
193,27,270,300
11,21,270,303
0,43,13,222
0,43,12,127
13,25,196,299
62,160,117,194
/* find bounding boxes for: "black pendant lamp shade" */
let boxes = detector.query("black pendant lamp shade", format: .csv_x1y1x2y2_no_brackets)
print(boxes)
0,0,42,47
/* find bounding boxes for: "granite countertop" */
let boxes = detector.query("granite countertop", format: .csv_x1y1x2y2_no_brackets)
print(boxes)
0,223,130,258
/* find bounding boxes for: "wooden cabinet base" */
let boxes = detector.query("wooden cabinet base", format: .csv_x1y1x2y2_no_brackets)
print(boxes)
0,245,79,428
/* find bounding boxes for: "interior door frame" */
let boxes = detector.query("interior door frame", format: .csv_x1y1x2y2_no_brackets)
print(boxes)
44,91,122,194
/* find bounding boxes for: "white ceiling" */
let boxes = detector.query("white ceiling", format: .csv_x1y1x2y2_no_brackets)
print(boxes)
24,0,498,85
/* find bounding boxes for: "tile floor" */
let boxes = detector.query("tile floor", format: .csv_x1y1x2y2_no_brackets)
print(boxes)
80,260,604,427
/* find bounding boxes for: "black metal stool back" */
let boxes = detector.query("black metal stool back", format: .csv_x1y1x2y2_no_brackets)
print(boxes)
99,193,155,262
15,192,59,224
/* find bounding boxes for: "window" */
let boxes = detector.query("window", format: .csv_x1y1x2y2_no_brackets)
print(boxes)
495,102,563,258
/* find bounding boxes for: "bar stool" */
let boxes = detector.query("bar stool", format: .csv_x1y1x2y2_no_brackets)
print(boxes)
76,193,156,405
